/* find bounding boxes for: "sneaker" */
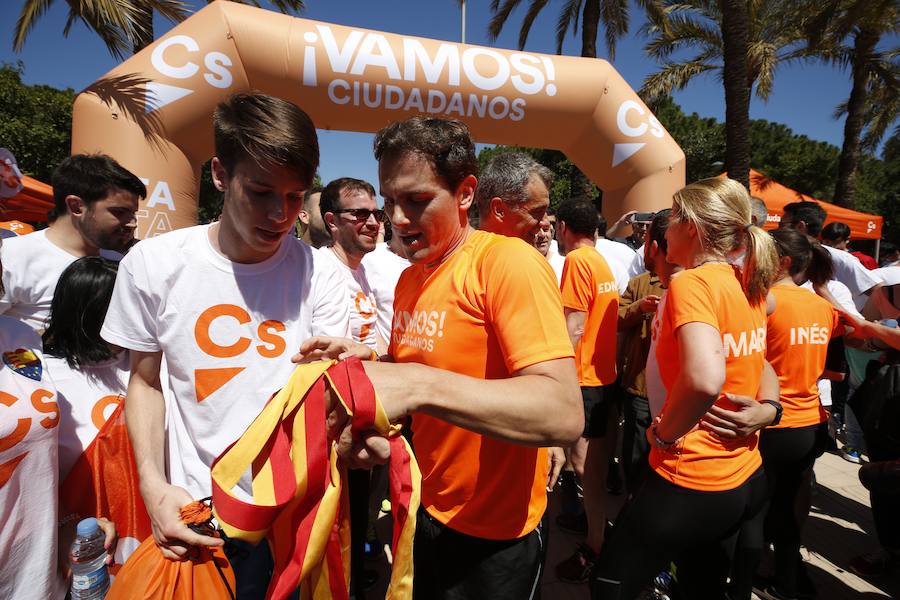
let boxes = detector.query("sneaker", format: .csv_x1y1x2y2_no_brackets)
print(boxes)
555,543,597,583
849,548,900,577
840,446,862,464
555,511,588,535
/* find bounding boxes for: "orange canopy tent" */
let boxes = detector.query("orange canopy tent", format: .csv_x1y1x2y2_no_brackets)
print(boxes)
745,169,883,240
0,175,53,223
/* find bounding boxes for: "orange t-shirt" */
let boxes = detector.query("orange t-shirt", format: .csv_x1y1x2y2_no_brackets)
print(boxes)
650,263,766,492
766,285,842,429
559,246,619,386
389,230,574,540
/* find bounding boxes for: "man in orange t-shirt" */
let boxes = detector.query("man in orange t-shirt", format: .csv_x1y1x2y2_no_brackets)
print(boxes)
339,117,582,599
554,199,620,582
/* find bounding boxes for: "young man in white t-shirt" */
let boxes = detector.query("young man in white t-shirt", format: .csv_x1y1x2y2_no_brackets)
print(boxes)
100,93,349,597
318,177,383,351
0,154,144,332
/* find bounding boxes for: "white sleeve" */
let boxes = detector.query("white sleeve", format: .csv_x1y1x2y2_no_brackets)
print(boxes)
629,249,646,278
829,247,881,297
100,249,162,352
311,259,352,338
826,280,864,319
0,245,16,315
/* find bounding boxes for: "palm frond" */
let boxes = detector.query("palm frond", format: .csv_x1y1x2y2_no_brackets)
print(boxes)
644,12,720,61
13,0,56,52
751,42,777,100
518,0,550,50
488,0,527,41
556,0,583,54
639,59,717,103
600,0,629,61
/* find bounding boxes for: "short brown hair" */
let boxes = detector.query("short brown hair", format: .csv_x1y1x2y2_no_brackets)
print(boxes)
214,92,319,186
373,116,477,191
320,177,377,217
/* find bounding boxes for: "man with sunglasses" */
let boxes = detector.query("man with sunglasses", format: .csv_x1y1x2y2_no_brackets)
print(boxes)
319,177,384,351
318,177,385,597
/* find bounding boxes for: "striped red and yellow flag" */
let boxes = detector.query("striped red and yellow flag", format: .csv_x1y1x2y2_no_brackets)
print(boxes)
211,357,420,600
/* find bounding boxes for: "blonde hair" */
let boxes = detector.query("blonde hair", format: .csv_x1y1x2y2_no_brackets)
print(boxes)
672,177,779,304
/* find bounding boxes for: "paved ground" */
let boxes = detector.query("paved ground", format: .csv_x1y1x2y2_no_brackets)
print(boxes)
366,449,899,599
540,450,899,600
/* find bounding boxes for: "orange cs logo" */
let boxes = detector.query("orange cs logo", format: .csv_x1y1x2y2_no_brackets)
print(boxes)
0,388,58,488
191,304,288,403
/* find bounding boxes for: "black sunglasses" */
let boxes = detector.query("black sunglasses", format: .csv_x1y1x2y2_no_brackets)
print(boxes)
332,208,386,222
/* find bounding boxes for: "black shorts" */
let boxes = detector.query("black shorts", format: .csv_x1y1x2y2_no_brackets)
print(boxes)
582,384,616,438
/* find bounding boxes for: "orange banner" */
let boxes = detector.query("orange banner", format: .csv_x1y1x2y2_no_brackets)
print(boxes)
71,1,685,238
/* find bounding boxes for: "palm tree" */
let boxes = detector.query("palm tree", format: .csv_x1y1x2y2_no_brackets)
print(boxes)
805,0,899,207
486,0,657,201
486,0,641,60
639,0,811,189
14,0,305,59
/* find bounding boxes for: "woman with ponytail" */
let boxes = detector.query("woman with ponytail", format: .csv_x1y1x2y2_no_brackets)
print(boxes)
730,229,842,600
592,177,781,599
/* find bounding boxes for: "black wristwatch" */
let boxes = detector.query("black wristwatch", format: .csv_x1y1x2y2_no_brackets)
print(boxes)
761,399,783,427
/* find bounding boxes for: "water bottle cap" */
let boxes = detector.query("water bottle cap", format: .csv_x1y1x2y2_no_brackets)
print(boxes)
76,517,99,537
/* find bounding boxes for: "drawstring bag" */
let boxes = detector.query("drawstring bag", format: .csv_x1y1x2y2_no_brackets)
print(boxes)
211,357,420,600
106,500,236,599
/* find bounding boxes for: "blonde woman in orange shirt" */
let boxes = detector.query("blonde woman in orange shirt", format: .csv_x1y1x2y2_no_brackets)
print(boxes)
592,177,781,599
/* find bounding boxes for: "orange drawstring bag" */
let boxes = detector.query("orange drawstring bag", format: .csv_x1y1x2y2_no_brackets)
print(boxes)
106,500,236,600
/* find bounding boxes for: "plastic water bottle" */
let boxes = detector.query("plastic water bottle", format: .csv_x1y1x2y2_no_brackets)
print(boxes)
69,517,110,599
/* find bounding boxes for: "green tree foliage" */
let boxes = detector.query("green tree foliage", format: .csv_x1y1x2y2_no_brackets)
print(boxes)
0,63,74,183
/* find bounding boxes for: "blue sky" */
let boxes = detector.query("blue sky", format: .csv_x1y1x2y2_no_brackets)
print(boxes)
1,0,879,194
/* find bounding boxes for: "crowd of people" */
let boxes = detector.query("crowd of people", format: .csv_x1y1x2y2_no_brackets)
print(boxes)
1,90,898,600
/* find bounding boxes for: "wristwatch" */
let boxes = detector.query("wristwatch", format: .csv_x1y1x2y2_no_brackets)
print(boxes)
761,399,783,427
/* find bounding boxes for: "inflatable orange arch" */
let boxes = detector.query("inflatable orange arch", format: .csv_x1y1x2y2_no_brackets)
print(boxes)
71,0,685,238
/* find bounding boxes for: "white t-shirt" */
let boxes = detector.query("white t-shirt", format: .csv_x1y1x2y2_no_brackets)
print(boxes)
361,243,410,347
546,250,566,285
320,247,379,350
0,230,120,332
44,353,129,481
630,244,647,278
824,245,882,311
645,290,668,418
0,316,64,600
595,238,636,295
100,225,350,499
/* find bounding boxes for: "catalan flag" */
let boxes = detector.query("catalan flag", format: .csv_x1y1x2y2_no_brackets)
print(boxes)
211,358,420,600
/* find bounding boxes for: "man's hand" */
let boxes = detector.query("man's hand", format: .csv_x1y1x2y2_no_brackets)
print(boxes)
698,393,777,439
546,447,565,491
293,336,375,363
324,380,392,469
606,210,638,239
142,482,223,561
639,295,661,314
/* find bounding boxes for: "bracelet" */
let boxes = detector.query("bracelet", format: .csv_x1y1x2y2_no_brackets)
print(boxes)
651,424,678,450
